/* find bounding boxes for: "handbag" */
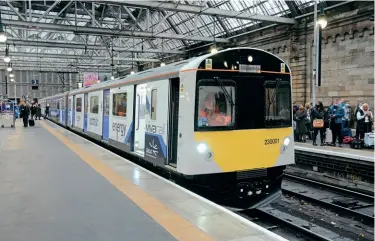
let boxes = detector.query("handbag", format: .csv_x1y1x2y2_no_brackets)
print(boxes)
313,119,324,128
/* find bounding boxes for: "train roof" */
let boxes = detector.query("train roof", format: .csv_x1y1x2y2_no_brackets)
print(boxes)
42,47,290,99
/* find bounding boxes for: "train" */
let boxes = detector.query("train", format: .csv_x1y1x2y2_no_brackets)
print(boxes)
40,47,294,209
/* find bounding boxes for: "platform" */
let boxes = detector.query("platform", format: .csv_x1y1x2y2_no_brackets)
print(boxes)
295,142,374,162
0,120,287,241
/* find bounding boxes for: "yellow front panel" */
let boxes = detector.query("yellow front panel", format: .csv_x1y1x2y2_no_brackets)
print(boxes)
194,128,293,172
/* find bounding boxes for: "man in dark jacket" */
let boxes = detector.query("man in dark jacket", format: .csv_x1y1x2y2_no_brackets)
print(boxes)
329,99,345,147
19,102,30,127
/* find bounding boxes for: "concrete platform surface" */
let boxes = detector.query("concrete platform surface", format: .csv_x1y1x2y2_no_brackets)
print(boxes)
0,119,288,241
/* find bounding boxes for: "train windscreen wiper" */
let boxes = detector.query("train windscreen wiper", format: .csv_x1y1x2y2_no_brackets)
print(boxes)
214,77,235,107
266,78,281,121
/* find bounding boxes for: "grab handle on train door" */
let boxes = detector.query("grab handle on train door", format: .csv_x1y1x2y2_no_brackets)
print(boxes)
136,94,140,131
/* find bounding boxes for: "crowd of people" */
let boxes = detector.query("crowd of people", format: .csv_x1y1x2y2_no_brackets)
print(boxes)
19,102,43,127
293,99,373,147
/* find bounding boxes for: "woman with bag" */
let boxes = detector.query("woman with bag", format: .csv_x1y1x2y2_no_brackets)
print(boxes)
311,101,326,146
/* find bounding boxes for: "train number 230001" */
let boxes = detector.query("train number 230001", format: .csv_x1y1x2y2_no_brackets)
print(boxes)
264,138,279,145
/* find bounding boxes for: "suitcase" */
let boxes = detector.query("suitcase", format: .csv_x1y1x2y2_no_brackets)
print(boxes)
29,119,35,127
350,139,363,149
364,133,374,147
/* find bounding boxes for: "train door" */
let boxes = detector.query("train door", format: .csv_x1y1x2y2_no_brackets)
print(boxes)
72,96,75,127
87,91,103,138
102,89,110,141
75,94,84,130
144,79,169,166
83,93,88,132
68,96,72,126
168,78,180,167
134,84,147,156
59,98,64,124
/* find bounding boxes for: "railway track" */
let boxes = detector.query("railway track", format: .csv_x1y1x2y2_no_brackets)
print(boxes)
283,174,374,226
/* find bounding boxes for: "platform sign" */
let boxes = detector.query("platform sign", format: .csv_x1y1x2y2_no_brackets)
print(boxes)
239,64,261,73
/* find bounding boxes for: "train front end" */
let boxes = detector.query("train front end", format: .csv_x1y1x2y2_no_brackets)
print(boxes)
177,48,294,209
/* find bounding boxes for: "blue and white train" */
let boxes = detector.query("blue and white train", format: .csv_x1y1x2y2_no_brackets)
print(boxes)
41,47,295,209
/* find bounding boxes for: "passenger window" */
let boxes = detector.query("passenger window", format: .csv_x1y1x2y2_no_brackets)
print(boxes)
90,96,99,114
151,89,157,120
197,83,235,128
76,98,82,112
112,93,127,117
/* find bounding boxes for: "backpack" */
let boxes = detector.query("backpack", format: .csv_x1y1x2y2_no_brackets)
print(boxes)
350,139,363,149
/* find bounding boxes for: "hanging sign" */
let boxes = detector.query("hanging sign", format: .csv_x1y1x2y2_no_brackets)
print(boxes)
83,72,99,87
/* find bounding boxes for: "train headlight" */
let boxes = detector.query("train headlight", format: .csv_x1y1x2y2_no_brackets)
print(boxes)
283,137,290,146
197,143,208,153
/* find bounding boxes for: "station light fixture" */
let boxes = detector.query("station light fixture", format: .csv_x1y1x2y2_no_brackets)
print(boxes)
10,78,14,82
111,75,115,80
4,45,10,63
317,7,327,29
0,23,6,43
9,72,14,78
160,62,166,67
210,45,218,54
130,71,135,75
7,62,12,72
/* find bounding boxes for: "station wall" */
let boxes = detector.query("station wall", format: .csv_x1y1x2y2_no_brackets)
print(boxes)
0,70,77,101
234,3,374,108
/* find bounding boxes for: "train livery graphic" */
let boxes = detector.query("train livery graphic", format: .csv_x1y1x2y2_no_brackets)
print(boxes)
40,48,294,209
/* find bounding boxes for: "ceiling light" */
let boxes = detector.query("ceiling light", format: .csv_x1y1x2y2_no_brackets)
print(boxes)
4,56,10,62
248,56,253,63
9,73,14,78
7,66,12,72
317,17,327,29
160,62,166,67
130,71,135,75
111,76,115,80
10,78,14,82
210,46,218,54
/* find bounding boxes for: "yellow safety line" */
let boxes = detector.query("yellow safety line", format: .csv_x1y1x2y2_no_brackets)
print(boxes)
40,121,214,241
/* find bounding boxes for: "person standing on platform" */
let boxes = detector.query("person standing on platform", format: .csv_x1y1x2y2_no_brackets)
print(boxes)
36,104,42,120
329,99,345,147
294,104,308,142
311,101,326,146
44,104,50,119
19,102,30,127
356,103,373,140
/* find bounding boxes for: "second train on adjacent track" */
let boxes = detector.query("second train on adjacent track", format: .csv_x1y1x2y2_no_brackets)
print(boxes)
40,47,294,209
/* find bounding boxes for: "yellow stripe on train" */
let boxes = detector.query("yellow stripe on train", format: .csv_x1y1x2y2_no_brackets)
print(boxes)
194,127,293,172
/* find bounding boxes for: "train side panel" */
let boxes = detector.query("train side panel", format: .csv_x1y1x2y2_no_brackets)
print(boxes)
109,85,134,152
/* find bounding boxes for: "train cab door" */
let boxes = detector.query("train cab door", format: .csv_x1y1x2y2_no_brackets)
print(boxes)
102,89,110,141
168,78,180,167
83,93,88,132
134,84,147,156
144,79,169,167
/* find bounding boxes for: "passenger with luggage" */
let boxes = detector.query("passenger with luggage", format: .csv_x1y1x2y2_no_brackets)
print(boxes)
311,101,326,146
356,103,373,140
30,103,37,120
19,102,30,127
